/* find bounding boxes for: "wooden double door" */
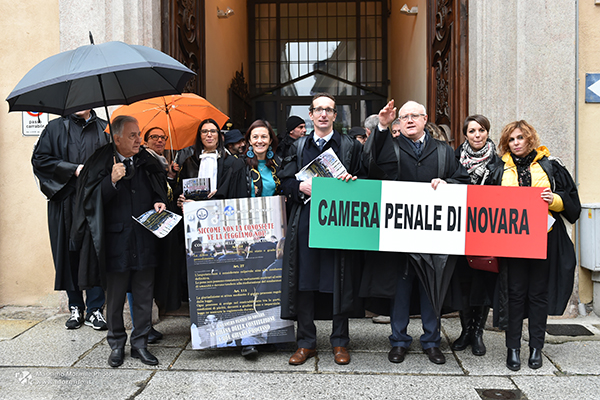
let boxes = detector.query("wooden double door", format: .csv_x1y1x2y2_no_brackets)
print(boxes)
160,0,469,146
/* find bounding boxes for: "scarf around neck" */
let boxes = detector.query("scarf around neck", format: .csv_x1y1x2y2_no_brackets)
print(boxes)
510,150,537,187
459,139,495,184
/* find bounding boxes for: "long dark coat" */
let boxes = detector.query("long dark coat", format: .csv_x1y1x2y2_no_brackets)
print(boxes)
453,145,502,307
71,145,168,289
359,127,470,314
31,113,108,290
277,131,364,320
489,155,581,330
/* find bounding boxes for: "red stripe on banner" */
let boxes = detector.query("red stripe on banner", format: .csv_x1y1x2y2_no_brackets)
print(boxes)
464,185,548,259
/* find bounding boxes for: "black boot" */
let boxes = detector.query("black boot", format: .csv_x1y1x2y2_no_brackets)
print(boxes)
506,348,521,371
528,347,543,369
451,308,473,351
471,306,489,356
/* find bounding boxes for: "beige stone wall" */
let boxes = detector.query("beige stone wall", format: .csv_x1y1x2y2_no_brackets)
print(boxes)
389,0,427,105
0,0,163,307
469,1,576,171
0,1,61,306
205,0,249,115
59,0,161,51
577,1,600,303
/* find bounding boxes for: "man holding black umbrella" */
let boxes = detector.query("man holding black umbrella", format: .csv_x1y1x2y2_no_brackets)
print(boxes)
32,109,109,331
361,100,469,365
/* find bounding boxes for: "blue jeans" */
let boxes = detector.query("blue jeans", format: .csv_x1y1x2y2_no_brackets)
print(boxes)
66,286,105,318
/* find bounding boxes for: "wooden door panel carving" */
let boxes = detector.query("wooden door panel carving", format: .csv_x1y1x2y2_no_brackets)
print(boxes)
162,0,206,96
427,0,468,147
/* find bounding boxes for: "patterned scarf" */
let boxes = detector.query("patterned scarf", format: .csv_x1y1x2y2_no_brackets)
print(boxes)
510,150,537,187
459,139,496,184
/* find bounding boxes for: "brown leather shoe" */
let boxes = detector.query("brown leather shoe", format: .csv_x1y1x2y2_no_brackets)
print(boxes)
333,346,350,365
289,348,317,365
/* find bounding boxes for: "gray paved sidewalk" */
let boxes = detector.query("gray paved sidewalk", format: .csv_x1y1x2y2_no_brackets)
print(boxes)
1,306,600,400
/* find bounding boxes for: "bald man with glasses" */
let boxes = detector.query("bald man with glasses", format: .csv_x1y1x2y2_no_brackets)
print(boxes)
362,100,469,365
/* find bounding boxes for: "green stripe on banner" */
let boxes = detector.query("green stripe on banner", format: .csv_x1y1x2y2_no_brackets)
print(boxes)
309,178,382,251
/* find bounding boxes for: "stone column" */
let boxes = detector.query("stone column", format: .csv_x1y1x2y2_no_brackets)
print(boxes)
59,0,161,51
468,0,576,170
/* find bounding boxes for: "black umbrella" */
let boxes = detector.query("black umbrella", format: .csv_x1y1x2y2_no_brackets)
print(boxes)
6,34,195,119
408,253,457,317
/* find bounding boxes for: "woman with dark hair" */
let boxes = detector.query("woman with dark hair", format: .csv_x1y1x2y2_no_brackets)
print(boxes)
490,120,580,371
451,114,500,356
176,118,246,208
244,119,281,197
236,119,281,359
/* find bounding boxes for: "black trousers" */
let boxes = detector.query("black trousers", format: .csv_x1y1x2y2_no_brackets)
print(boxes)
296,290,349,349
505,257,549,349
106,268,154,350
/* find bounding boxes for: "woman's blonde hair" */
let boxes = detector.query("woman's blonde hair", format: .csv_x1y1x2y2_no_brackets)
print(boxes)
497,120,540,155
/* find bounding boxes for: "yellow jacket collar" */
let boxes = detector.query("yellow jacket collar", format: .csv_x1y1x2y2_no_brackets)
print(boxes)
501,146,551,166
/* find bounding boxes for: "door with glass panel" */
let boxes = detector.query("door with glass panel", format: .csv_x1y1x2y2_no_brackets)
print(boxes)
249,1,387,134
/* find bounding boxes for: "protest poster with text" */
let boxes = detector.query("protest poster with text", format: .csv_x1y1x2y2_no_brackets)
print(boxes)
309,178,548,259
183,196,294,349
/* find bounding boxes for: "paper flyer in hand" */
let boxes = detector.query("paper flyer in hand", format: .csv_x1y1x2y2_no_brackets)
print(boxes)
294,148,348,181
133,209,182,238
183,177,211,200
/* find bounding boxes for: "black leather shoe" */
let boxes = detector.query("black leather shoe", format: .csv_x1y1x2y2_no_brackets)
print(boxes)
388,346,408,363
424,347,446,364
131,348,158,366
148,327,163,344
506,348,521,371
528,347,543,369
108,348,124,368
241,345,259,358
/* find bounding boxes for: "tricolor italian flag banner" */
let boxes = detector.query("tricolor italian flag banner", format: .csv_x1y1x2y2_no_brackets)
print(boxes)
309,178,548,259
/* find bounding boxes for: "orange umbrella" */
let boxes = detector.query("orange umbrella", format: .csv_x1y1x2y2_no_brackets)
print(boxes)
109,93,229,150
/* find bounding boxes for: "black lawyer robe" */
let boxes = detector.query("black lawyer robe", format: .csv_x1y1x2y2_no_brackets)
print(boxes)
277,131,364,320
490,156,581,330
31,113,108,291
174,150,247,201
71,145,168,289
359,127,470,315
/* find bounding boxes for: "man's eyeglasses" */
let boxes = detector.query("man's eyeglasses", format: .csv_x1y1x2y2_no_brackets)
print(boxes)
201,129,219,134
399,113,425,121
310,107,336,115
148,134,168,141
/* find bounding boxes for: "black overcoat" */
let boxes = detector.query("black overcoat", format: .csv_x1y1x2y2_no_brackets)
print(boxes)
359,127,470,314
277,131,364,320
31,113,108,290
453,145,502,307
71,145,168,289
490,155,581,329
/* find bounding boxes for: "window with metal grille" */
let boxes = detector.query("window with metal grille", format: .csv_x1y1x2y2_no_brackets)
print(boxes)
250,0,386,97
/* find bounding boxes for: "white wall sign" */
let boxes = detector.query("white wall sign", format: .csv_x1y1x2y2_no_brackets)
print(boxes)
22,112,49,136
